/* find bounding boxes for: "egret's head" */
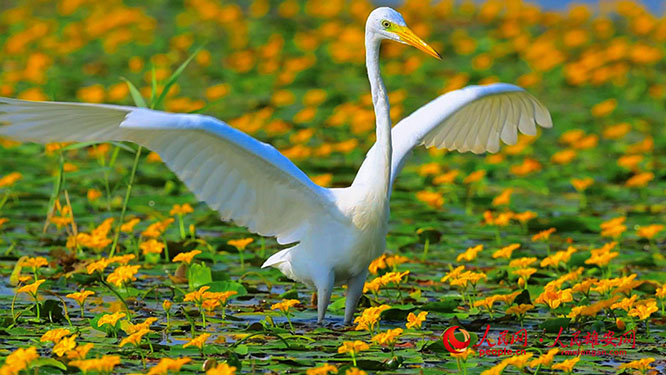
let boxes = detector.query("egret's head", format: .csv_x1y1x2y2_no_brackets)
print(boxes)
366,7,441,60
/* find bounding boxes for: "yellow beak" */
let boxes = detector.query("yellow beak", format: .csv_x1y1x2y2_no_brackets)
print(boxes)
394,26,442,60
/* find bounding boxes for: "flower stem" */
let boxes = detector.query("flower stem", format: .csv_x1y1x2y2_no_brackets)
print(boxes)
110,145,143,257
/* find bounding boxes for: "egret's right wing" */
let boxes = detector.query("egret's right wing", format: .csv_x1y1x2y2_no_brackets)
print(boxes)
0,97,345,244
353,83,551,191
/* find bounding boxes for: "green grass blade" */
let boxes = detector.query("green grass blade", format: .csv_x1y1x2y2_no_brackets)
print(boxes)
121,78,147,108
153,46,202,110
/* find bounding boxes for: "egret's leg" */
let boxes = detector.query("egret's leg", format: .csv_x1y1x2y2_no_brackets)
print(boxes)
315,271,335,324
344,270,368,325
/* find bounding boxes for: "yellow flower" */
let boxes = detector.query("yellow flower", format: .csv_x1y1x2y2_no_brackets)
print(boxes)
17,279,45,296
450,348,475,360
53,334,77,357
172,250,202,264
140,239,165,255
656,284,666,299
513,267,537,280
206,362,237,375
571,177,593,192
505,304,534,316
183,333,210,349
496,291,522,305
463,170,485,184
619,358,655,372
625,172,654,187
107,265,140,287
271,299,299,313
418,162,441,176
306,364,338,375
531,228,555,241
120,218,141,233
449,271,487,288
510,158,542,176
457,244,483,262
440,265,465,283
21,257,48,269
40,328,71,343
481,362,507,375
363,277,384,294
491,188,513,206
0,172,22,188
590,98,616,117
66,290,95,305
433,170,459,185
637,224,664,239
540,246,576,268
601,222,626,238
170,203,194,216
86,258,110,274
415,190,444,209
534,288,573,310
385,255,410,267
77,84,105,103
529,348,558,368
119,328,150,347
585,244,619,267
203,290,237,303
184,286,210,305
513,211,537,223
492,243,520,259
228,238,254,250
504,353,534,368
354,305,390,332
147,357,192,375
509,257,537,268
571,279,597,295
98,312,126,327
551,149,577,164
66,342,94,360
344,368,367,375
371,328,403,346
551,357,580,373
141,218,174,238
0,217,8,228
368,254,387,274
109,254,135,265
628,300,658,320
311,173,333,187
1,347,38,374
405,311,428,329
380,271,409,285
611,295,638,312
87,188,102,202
69,355,120,373
126,317,158,334
205,83,230,102
337,340,370,355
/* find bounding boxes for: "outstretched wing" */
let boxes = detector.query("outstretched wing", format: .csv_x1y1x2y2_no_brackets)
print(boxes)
0,97,345,244
357,83,552,190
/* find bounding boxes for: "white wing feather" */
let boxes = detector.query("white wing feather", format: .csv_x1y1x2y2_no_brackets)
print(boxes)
357,83,552,190
0,97,345,244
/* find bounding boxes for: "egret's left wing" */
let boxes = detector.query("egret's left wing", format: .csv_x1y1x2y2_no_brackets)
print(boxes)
0,98,346,245
374,83,551,189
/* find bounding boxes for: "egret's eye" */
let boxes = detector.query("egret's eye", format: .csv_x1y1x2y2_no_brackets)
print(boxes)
381,20,391,28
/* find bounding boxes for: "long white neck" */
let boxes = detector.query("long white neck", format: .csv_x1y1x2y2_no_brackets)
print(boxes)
351,33,392,201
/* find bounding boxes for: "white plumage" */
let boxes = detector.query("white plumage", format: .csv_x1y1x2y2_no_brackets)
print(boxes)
0,7,552,324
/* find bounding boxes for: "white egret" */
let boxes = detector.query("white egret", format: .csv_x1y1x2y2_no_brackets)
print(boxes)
0,7,551,324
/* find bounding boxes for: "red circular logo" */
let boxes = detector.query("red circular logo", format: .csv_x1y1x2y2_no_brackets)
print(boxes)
442,326,471,353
